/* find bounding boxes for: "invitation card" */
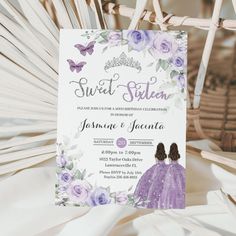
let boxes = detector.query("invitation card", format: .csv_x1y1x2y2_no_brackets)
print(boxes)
56,29,187,208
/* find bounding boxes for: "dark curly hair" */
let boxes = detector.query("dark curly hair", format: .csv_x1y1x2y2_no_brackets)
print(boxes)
168,143,180,161
155,143,167,161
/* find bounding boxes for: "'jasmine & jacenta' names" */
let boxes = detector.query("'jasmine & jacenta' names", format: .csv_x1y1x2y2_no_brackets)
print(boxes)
79,118,164,133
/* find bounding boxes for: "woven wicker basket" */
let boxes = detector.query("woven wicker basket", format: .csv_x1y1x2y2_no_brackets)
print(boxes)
187,34,236,151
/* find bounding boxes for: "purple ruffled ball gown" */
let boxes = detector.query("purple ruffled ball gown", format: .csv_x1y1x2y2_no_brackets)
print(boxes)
134,161,168,208
160,161,185,209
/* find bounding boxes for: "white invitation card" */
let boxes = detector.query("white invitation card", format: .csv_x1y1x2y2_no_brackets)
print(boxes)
56,29,187,208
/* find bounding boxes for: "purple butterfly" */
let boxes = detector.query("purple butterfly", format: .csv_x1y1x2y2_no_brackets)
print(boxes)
67,59,86,73
74,41,96,56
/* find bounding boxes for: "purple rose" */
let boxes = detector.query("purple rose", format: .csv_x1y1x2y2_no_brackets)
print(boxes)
173,74,186,89
87,187,111,206
150,32,178,59
59,171,72,184
67,180,91,203
108,31,122,46
116,191,128,204
170,53,186,70
127,30,154,51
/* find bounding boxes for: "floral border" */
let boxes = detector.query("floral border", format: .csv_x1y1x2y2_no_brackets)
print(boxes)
81,30,187,92
55,132,146,207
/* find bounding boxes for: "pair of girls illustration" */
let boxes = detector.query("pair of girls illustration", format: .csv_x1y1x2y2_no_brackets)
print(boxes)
134,143,185,209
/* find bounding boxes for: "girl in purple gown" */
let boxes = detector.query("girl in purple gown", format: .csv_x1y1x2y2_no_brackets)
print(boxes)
134,143,168,208
160,143,185,209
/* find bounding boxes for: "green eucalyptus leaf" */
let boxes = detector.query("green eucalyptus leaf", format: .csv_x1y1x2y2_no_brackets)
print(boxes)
128,186,133,192
110,192,116,198
74,169,82,179
98,39,108,44
170,70,179,79
81,169,86,179
87,173,94,178
100,31,109,40
147,62,154,67
102,46,108,53
56,167,62,174
160,59,169,70
66,162,73,170
156,60,161,72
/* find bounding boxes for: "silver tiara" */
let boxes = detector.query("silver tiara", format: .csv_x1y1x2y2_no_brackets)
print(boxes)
104,52,142,73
